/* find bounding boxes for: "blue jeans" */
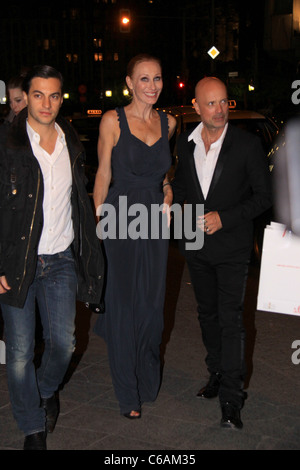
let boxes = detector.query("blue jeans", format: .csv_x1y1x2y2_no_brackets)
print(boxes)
1,247,77,436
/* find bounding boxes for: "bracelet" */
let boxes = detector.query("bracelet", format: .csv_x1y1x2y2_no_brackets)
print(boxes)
162,182,171,188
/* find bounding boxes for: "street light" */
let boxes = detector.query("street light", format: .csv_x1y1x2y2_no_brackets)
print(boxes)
120,9,131,33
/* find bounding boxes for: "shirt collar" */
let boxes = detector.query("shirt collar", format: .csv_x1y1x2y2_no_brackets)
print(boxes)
188,121,228,148
26,120,66,145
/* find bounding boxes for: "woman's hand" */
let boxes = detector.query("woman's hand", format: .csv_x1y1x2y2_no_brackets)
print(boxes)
162,182,173,227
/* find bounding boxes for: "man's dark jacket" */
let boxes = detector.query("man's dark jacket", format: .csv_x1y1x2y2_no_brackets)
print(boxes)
0,107,104,308
172,123,273,263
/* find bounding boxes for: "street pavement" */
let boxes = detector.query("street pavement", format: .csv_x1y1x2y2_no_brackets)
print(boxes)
0,241,300,454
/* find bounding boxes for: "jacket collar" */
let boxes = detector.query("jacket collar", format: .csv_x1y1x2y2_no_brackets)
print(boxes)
206,124,232,199
187,138,204,200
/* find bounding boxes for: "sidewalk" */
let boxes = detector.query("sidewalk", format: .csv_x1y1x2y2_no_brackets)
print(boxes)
0,242,300,451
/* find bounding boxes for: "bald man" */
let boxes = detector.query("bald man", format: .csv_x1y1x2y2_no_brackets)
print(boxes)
172,77,272,429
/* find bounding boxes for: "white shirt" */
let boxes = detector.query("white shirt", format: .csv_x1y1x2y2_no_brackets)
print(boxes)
188,122,228,199
27,121,74,255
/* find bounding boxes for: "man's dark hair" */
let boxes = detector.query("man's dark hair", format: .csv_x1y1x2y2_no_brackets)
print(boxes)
23,65,63,94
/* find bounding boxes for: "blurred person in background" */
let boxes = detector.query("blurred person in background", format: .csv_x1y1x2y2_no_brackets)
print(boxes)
4,75,27,123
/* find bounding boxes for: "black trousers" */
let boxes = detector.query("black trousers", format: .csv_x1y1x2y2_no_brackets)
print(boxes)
187,252,249,409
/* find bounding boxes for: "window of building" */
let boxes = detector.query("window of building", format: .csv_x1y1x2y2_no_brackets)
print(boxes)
94,53,103,61
70,8,80,20
66,53,79,63
93,38,102,48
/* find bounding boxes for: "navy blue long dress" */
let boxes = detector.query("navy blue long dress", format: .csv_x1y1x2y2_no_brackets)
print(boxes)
94,107,172,415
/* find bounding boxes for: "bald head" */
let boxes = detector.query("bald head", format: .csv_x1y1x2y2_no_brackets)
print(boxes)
193,76,229,133
195,77,226,96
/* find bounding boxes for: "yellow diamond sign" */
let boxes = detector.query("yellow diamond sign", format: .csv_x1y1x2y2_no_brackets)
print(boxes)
207,46,220,59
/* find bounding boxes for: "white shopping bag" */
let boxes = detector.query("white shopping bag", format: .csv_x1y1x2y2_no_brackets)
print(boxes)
0,340,6,364
257,222,300,315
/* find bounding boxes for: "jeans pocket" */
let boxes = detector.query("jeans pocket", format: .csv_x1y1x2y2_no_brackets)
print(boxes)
57,246,74,263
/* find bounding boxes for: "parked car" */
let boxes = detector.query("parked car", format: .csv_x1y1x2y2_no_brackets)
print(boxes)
158,103,280,170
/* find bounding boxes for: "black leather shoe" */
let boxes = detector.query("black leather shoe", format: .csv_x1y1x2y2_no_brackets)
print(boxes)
197,372,221,399
41,394,59,433
220,402,243,429
24,431,47,450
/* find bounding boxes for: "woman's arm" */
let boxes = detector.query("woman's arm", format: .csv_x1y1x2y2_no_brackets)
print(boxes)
93,110,119,220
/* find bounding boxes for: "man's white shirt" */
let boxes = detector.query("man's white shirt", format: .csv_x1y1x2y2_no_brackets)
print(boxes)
188,122,228,199
27,121,74,255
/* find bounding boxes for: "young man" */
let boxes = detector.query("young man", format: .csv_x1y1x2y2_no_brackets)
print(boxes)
172,77,272,429
0,65,104,450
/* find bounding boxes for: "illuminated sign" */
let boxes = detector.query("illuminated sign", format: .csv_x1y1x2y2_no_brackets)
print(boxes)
87,109,102,115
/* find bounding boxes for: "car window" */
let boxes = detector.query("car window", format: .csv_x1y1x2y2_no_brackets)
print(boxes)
229,118,277,152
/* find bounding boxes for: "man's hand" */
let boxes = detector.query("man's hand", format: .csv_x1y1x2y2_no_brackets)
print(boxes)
0,276,11,294
198,211,222,235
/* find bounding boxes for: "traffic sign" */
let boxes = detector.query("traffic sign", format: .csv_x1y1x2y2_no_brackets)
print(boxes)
207,46,220,59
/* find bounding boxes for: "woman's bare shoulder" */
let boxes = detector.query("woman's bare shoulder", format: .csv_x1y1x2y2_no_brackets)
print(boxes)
101,109,119,126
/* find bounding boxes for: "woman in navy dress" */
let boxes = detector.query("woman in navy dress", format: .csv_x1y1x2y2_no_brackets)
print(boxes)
93,54,176,419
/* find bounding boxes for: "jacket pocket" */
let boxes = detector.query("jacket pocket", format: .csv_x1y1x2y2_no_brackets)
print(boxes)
0,163,30,210
0,162,32,248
